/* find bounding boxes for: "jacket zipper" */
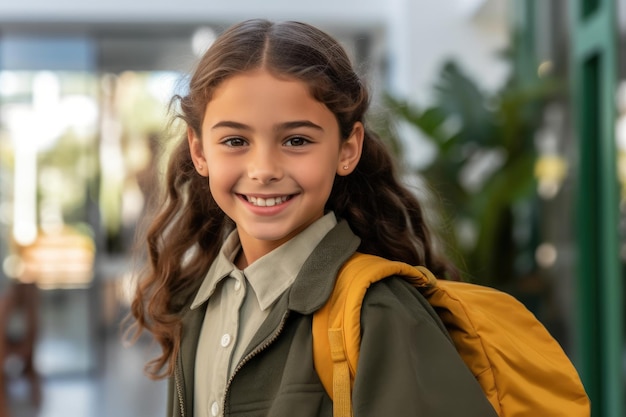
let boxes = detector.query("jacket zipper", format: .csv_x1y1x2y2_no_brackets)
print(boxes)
175,353,186,417
221,311,291,416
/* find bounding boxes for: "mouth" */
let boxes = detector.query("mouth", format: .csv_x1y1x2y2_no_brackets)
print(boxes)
240,194,293,207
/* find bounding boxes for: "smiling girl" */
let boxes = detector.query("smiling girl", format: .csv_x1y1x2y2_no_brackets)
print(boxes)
130,19,497,417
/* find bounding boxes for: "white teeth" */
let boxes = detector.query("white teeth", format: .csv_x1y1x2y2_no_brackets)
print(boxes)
248,196,289,207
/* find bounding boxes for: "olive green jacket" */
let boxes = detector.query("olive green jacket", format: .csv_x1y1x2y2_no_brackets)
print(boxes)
166,220,497,417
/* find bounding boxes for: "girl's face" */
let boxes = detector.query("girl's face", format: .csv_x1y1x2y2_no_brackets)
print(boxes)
188,69,363,266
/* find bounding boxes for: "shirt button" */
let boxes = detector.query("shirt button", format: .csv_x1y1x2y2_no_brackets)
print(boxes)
211,401,219,416
220,333,231,347
234,280,242,291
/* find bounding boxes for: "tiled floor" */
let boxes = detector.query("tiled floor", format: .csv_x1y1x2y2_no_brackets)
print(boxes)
5,280,167,417
8,335,167,417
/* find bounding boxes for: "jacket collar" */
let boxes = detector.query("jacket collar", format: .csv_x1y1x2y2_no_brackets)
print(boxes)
286,219,361,314
234,218,360,366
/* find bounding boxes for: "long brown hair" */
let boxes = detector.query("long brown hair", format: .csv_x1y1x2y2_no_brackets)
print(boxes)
129,19,455,379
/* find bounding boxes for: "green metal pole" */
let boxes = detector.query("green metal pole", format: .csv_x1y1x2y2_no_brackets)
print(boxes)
511,0,536,85
569,0,624,416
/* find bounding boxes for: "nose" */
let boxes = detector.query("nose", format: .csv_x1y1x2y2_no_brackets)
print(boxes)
247,148,283,184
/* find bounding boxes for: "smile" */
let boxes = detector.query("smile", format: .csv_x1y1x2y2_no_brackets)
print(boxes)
244,195,292,207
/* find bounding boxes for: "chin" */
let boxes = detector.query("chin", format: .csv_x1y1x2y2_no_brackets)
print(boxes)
248,230,292,244
242,223,302,245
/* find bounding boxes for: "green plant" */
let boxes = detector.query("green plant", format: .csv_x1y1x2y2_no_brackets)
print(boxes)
385,60,563,286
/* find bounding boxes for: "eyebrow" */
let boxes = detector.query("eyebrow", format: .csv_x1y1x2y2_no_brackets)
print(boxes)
211,120,324,132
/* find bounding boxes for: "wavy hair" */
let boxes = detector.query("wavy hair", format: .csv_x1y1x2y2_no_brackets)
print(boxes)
129,19,456,379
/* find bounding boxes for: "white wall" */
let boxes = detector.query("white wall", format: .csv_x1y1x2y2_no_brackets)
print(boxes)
0,0,383,26
0,0,510,103
386,0,510,104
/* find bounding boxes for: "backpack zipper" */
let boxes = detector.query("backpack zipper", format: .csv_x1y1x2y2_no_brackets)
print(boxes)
222,310,290,415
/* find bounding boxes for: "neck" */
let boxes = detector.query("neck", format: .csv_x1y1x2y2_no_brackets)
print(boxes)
235,250,248,269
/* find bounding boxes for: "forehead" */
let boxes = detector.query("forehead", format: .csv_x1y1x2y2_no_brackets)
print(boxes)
211,70,312,104
203,70,337,129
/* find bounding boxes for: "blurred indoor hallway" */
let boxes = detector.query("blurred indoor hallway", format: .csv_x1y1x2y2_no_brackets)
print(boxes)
0,235,167,417
7,330,166,417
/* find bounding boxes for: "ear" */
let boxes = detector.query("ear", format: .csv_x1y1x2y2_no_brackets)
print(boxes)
337,122,364,176
188,127,208,177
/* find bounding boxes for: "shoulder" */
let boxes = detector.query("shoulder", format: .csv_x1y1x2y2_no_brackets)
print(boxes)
353,276,498,416
361,276,448,335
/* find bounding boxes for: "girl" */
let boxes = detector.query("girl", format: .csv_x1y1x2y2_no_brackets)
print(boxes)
130,19,497,417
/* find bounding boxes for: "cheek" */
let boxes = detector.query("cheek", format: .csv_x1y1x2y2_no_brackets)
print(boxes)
205,153,230,177
297,160,337,190
206,161,234,192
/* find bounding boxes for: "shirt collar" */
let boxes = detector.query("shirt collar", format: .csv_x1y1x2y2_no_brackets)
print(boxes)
190,212,337,310
190,230,240,309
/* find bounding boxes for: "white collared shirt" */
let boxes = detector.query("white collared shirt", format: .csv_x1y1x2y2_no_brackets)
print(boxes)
192,212,337,417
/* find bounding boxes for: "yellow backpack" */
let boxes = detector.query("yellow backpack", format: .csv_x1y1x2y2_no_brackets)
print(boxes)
312,253,590,417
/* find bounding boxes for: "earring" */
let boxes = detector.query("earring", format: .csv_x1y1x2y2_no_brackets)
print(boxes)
343,165,349,170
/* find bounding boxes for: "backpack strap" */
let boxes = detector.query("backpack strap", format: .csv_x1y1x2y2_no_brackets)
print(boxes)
312,253,435,417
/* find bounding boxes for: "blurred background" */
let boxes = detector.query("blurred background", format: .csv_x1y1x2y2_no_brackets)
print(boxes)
0,0,623,416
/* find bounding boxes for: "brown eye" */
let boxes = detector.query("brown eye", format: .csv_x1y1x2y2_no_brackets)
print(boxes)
284,136,310,147
223,137,247,147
